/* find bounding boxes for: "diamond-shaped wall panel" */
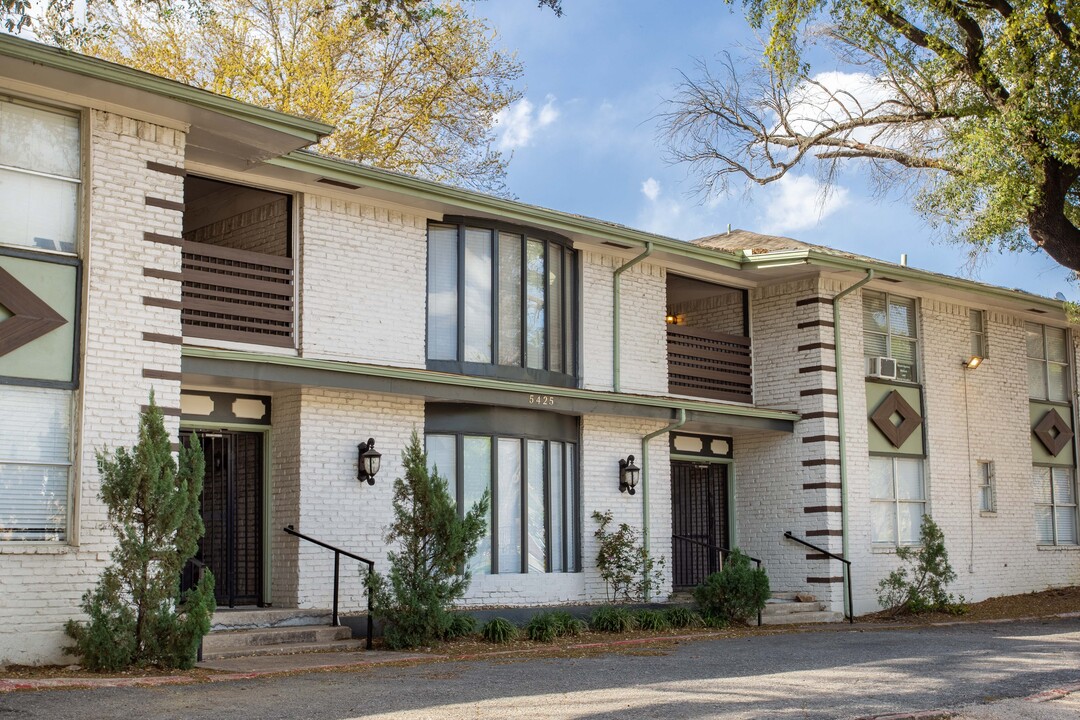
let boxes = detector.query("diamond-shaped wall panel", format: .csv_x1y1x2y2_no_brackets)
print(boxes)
0,266,67,357
869,390,923,448
1034,409,1074,457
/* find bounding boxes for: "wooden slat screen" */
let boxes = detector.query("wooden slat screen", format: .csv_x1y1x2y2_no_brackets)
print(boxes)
181,240,294,348
667,325,753,403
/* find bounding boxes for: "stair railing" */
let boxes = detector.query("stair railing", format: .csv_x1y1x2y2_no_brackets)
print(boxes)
284,525,375,649
671,534,764,626
783,531,854,624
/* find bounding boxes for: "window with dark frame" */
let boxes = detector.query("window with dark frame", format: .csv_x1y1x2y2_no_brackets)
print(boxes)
969,309,987,359
427,220,578,386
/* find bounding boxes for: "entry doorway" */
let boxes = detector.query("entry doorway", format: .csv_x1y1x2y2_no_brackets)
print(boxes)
670,461,730,590
180,429,265,607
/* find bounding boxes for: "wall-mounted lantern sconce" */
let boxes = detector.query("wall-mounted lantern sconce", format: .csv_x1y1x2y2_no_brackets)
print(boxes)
665,313,677,325
619,455,640,495
962,356,984,370
357,437,382,485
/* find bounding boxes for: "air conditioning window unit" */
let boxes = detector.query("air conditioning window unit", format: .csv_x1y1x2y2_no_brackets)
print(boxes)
868,356,898,379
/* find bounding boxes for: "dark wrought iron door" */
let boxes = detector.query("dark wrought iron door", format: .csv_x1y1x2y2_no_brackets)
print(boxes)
181,430,263,607
671,461,729,590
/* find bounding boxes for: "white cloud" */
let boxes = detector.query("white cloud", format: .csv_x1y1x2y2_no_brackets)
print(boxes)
641,177,660,201
494,95,559,151
785,71,907,148
759,174,850,234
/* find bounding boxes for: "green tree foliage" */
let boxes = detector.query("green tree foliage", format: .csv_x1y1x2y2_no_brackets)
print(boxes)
876,514,964,616
65,396,215,671
365,431,489,649
591,510,666,602
662,0,1080,274
691,549,769,626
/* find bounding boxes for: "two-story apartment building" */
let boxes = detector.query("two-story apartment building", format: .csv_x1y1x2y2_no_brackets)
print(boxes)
1,35,1076,665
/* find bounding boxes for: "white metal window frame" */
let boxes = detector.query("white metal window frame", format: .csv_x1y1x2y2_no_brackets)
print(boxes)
870,455,927,546
978,460,995,514
863,290,920,382
1033,465,1079,546
969,309,988,359
1025,322,1070,402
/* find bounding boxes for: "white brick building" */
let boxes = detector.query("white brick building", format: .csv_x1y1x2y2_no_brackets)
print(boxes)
1,36,1076,666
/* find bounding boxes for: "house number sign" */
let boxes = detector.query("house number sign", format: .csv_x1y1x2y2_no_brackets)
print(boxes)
529,394,557,407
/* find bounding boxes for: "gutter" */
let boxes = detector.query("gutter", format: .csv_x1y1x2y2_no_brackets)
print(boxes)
613,243,654,393
639,408,687,601
832,268,874,619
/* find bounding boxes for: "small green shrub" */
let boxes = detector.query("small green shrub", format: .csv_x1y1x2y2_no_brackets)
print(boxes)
692,549,770,626
702,613,730,629
442,613,477,640
634,609,671,631
525,612,559,642
589,606,637,633
550,611,587,637
481,617,517,644
877,515,966,616
592,511,666,602
664,607,702,629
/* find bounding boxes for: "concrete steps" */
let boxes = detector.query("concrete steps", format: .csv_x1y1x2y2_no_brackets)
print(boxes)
761,593,845,625
202,608,360,660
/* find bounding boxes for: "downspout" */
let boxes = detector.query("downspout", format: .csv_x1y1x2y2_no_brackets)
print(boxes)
640,407,687,601
832,268,874,620
613,242,654,393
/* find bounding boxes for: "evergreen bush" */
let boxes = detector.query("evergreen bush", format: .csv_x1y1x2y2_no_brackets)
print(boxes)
365,431,489,649
64,396,215,670
876,515,965,616
692,549,770,626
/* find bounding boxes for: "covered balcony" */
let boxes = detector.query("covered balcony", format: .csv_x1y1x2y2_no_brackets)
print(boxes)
180,177,295,349
666,275,752,404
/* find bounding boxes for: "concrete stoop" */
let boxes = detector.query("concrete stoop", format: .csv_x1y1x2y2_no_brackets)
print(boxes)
761,592,846,626
202,608,364,660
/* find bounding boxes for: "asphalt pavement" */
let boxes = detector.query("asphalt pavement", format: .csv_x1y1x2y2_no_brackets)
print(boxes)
1,617,1078,719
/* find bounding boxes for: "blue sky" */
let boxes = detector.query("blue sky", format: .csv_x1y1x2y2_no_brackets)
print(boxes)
481,0,1074,300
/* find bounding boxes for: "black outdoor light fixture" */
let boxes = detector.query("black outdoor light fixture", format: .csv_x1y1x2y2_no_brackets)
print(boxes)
619,455,640,495
357,437,382,485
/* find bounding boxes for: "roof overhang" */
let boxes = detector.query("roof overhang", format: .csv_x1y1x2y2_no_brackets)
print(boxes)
181,347,799,435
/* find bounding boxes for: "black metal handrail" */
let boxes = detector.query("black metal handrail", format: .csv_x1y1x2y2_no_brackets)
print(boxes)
284,525,375,649
671,534,763,626
784,531,854,624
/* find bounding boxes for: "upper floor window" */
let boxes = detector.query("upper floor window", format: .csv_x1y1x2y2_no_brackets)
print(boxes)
863,290,919,382
1026,322,1069,402
427,219,577,387
0,98,80,254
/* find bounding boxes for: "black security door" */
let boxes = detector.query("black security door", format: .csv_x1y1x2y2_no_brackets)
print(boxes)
671,461,729,591
181,430,263,607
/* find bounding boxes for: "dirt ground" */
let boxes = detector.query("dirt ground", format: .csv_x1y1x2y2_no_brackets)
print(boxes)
5,586,1077,680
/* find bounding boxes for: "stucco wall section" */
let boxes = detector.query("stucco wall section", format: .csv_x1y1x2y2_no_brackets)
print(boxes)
299,195,429,368
0,110,186,665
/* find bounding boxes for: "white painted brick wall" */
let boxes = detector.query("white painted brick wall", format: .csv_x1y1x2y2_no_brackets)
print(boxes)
0,110,185,665
299,195,429,368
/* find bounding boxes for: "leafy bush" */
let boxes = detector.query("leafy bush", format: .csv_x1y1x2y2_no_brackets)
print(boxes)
877,515,965,616
525,613,559,642
64,397,215,671
634,609,671,631
550,611,586,637
664,607,702,629
592,511,666,602
589,606,637,633
365,432,490,649
481,617,517,644
692,549,770,626
442,613,477,640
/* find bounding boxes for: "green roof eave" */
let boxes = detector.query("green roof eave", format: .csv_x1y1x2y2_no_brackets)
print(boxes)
0,34,333,143
741,248,1065,314
268,151,743,269
181,346,799,424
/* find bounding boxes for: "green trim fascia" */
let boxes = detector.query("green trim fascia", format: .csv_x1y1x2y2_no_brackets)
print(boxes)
743,249,1065,314
269,152,744,268
181,346,799,423
0,34,333,142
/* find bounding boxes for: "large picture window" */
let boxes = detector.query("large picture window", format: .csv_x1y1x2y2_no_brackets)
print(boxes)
425,405,580,574
427,219,578,386
1026,322,1069,402
870,456,925,545
0,386,73,541
0,98,80,254
863,291,919,382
